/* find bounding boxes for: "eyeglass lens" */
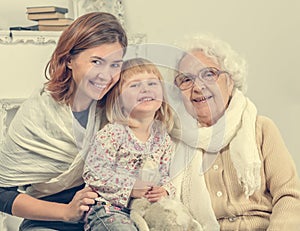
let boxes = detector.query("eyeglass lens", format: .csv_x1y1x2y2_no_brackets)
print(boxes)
176,67,220,90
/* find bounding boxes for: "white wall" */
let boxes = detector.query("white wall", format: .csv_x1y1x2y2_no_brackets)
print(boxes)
1,0,299,173
0,0,72,98
125,0,300,173
0,44,55,98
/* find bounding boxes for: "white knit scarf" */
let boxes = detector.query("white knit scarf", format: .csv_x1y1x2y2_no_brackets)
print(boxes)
170,89,261,230
0,89,101,198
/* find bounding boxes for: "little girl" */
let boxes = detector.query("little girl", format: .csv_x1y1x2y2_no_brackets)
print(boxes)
83,58,175,230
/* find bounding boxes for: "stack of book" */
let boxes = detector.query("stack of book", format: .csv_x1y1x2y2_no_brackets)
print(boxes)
26,6,73,31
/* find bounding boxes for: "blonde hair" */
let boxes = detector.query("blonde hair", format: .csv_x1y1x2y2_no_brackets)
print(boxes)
106,58,174,132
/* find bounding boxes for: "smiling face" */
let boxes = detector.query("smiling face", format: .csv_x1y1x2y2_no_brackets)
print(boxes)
120,72,163,120
67,42,124,111
178,50,234,126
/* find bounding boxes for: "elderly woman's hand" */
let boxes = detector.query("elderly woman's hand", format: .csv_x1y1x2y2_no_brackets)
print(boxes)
63,186,98,222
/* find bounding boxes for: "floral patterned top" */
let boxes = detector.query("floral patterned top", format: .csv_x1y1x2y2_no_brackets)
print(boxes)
83,120,175,208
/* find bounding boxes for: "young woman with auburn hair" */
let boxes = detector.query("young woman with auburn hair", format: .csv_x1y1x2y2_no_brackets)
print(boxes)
0,12,127,231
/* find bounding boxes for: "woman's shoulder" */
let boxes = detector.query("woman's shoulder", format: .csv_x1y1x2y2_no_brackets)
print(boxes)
10,88,66,125
21,87,64,110
256,115,278,132
256,115,285,146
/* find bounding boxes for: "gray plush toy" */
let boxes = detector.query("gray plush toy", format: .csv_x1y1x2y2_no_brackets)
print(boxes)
129,159,203,231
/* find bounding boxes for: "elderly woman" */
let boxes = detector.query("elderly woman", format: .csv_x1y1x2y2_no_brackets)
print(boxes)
170,35,300,231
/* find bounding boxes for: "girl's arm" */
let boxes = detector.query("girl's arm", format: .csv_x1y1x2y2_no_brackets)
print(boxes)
158,134,176,196
146,134,176,202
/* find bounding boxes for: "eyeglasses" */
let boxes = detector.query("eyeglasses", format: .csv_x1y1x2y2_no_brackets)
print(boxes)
174,67,230,90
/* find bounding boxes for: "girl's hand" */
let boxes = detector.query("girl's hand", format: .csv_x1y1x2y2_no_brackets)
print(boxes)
130,179,152,198
63,186,98,222
145,186,168,202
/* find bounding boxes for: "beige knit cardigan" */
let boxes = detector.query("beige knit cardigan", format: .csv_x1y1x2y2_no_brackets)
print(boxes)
176,116,300,231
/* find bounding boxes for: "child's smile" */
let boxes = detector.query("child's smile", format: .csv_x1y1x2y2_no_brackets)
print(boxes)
121,72,163,118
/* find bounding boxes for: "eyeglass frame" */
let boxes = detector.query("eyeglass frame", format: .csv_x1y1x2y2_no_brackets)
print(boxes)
174,67,230,90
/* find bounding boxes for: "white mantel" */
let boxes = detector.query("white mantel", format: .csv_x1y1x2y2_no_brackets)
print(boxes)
0,30,61,45
0,30,146,46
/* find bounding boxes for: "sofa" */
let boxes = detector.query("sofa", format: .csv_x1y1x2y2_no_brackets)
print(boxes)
0,98,25,231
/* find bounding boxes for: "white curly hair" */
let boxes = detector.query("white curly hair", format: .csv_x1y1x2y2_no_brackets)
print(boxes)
175,34,248,93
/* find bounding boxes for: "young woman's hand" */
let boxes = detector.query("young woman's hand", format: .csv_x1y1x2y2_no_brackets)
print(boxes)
145,186,167,202
64,186,98,222
12,186,98,222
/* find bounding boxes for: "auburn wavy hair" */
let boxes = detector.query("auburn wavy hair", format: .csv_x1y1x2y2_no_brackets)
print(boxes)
44,12,127,105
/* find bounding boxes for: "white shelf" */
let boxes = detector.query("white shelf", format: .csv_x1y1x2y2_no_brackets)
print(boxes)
0,30,146,47
0,30,62,45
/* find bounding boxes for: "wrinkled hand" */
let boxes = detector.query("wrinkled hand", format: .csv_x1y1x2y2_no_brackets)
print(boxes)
63,186,98,222
130,179,152,198
145,186,167,202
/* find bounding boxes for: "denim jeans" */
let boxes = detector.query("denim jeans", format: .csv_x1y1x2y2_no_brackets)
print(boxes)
19,219,84,231
20,227,56,231
19,220,58,231
85,203,138,231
